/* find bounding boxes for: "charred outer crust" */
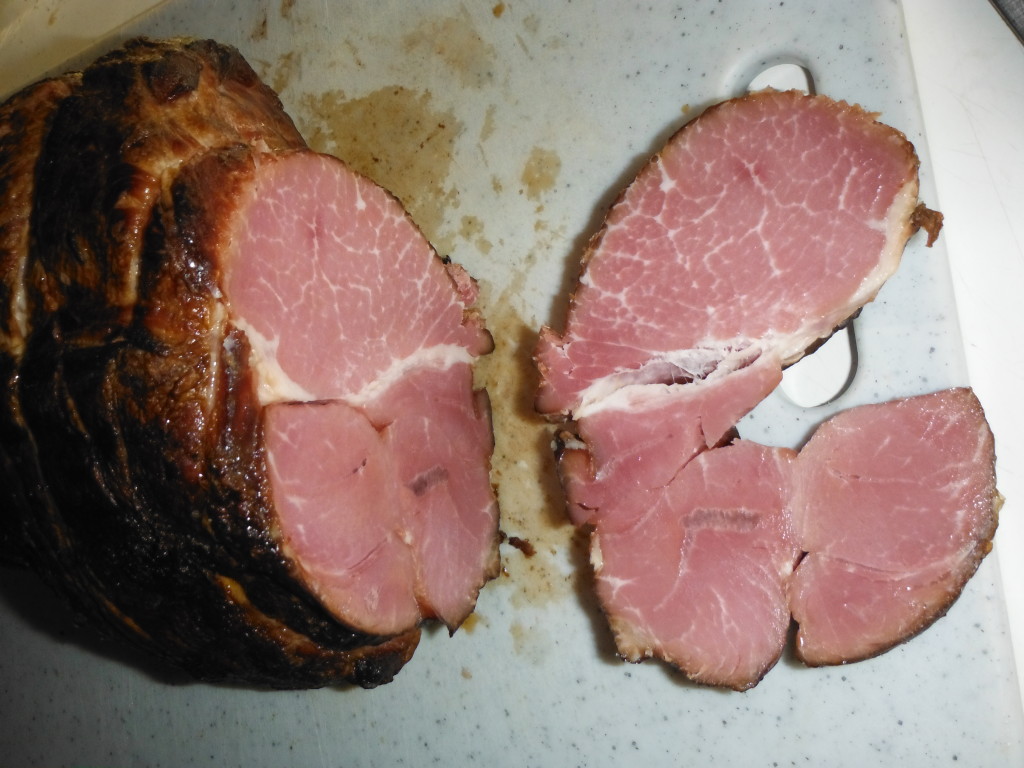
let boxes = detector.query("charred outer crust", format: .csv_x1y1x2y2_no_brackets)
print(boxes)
0,75,81,567
2,38,419,688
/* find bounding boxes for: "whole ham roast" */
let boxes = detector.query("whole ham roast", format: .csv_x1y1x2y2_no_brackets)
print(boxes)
537,89,999,689
0,38,499,688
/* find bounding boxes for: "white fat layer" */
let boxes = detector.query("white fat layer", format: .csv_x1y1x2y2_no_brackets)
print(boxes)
347,344,474,406
574,342,759,419
234,318,318,404
237,312,473,406
572,177,921,416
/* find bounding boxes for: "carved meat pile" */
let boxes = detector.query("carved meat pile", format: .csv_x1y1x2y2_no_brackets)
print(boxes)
536,89,998,690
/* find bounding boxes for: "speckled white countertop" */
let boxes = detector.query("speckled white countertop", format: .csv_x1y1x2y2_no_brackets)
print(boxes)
1,1,1022,766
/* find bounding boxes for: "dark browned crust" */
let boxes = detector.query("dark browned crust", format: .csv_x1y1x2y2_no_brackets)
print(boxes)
1,38,419,688
911,202,944,247
0,75,80,567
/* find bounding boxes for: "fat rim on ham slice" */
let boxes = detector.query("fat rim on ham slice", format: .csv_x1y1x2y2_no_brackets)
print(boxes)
0,37,499,688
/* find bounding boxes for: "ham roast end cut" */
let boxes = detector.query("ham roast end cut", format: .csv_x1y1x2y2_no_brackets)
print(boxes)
535,89,935,420
0,38,499,688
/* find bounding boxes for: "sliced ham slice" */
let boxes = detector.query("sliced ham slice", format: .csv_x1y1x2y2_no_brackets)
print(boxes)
536,89,927,419
536,88,956,689
789,388,1000,665
591,440,799,690
559,348,782,528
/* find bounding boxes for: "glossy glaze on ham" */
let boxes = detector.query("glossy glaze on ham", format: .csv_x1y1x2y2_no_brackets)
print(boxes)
0,38,498,688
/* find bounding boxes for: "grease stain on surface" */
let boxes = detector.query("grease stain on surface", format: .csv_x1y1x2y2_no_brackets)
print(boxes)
459,215,493,255
521,147,561,201
480,104,497,143
264,50,300,95
402,6,498,89
251,10,269,40
474,278,574,613
296,86,462,254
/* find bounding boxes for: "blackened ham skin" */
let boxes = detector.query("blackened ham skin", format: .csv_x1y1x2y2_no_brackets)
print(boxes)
1,38,497,688
0,74,79,567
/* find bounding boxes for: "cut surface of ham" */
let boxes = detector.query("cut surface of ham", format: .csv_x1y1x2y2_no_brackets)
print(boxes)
789,388,1000,665
196,147,499,635
592,440,799,690
536,89,924,419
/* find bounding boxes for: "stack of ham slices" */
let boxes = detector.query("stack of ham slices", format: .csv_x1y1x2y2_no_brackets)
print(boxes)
0,38,499,688
536,90,1000,690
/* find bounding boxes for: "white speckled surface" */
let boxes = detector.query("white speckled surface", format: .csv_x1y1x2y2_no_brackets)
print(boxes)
2,1,1023,766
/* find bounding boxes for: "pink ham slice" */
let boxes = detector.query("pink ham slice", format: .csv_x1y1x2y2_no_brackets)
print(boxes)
223,150,499,635
559,348,782,528
789,388,1001,665
591,440,799,690
536,89,925,419
536,89,953,688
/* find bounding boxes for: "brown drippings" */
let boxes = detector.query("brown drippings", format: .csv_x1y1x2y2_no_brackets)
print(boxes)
493,3,506,18
480,104,497,143
911,203,944,247
270,51,300,95
252,11,269,40
280,0,296,19
402,7,497,89
521,147,561,201
507,536,536,557
459,215,493,255
474,281,574,612
251,51,301,100
295,87,462,255
460,612,481,634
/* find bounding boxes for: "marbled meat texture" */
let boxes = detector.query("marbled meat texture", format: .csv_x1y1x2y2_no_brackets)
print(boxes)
537,89,976,690
536,89,930,419
789,389,1001,666
0,37,499,688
